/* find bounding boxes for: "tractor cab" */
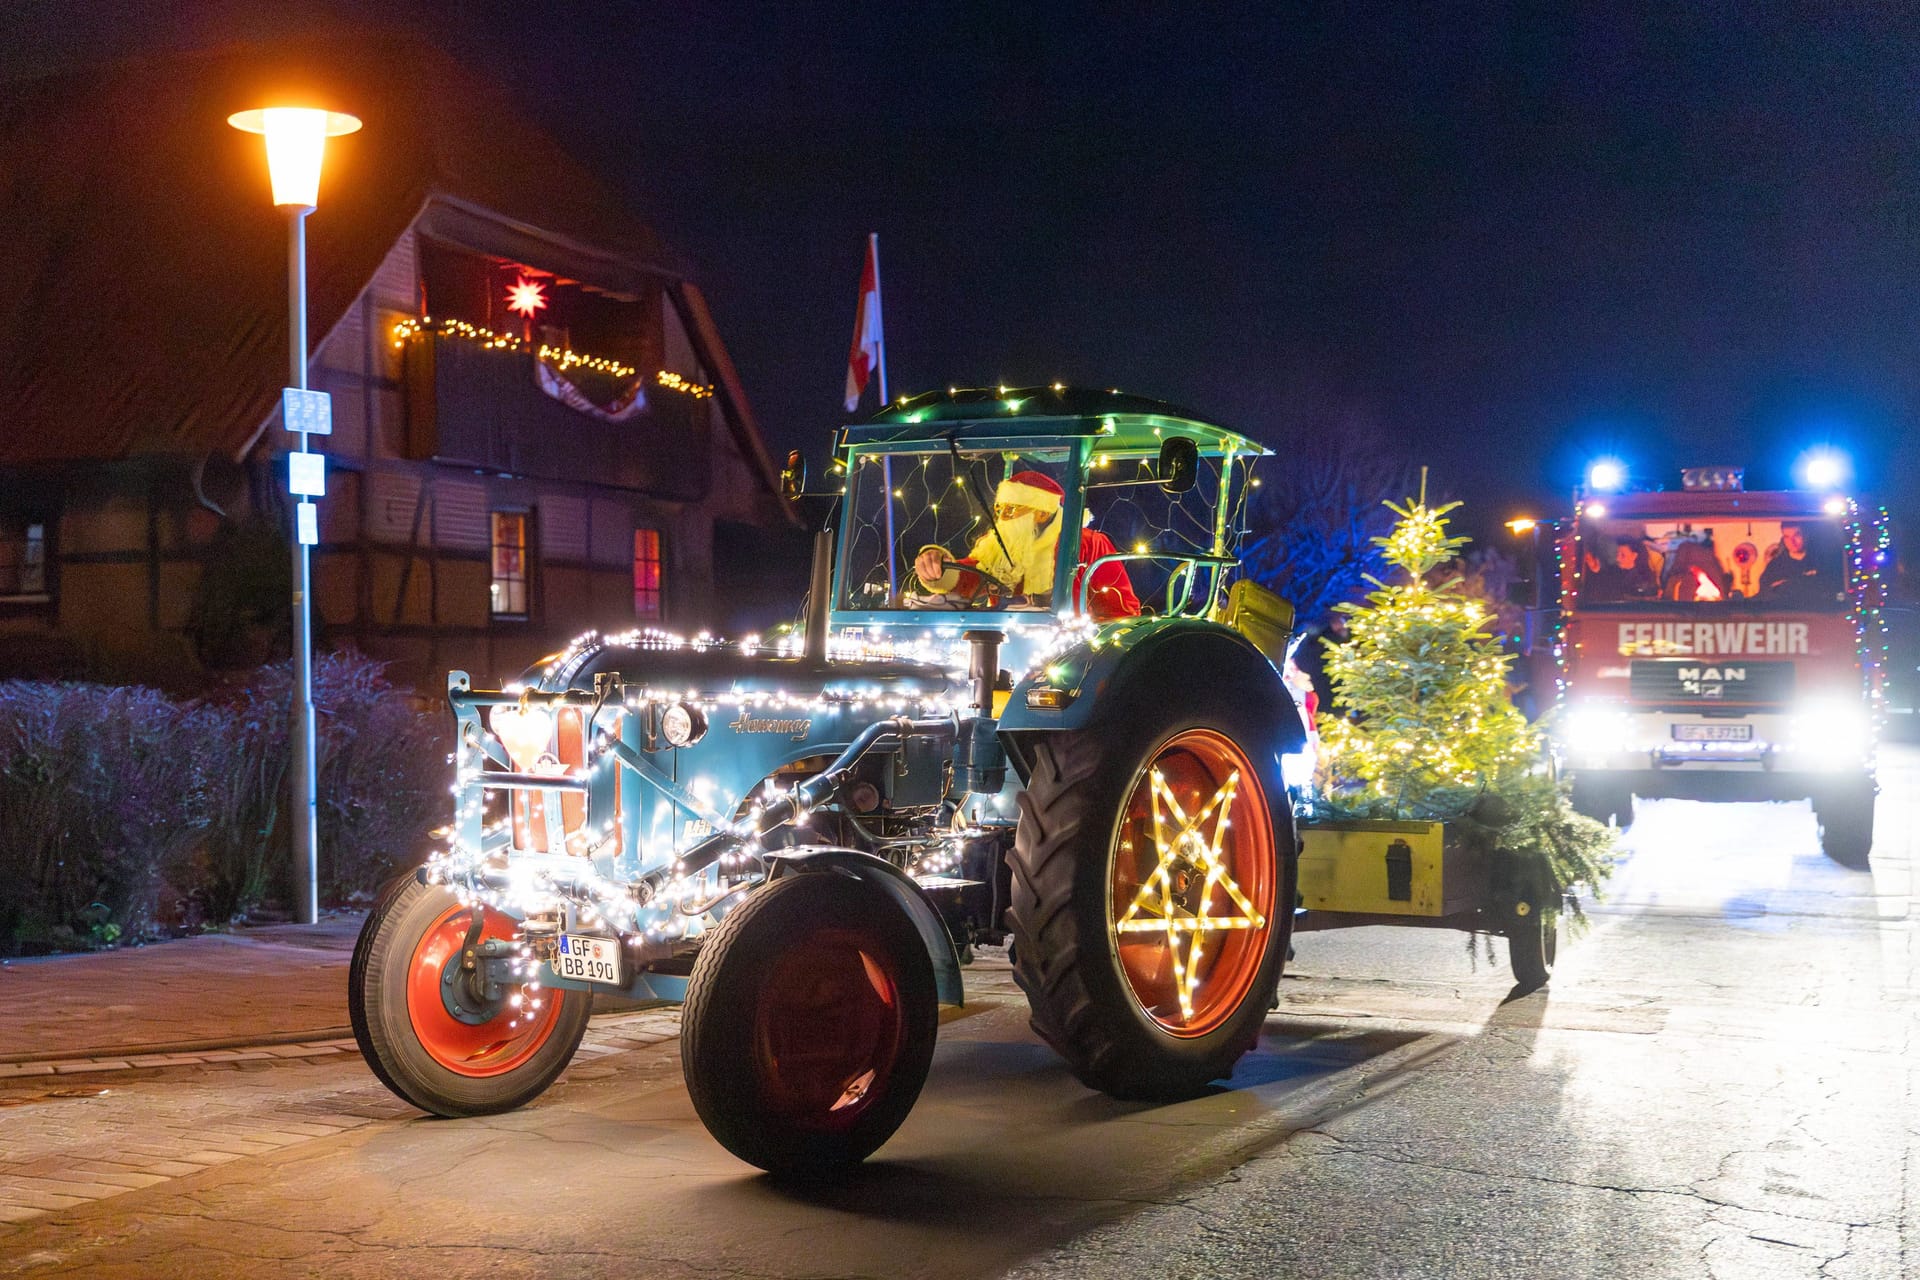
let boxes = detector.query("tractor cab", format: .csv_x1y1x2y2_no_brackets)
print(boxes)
825,386,1269,673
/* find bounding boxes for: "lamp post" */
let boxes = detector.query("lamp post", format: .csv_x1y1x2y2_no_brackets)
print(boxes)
227,105,362,925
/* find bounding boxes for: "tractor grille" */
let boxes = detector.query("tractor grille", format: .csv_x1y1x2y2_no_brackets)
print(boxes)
1629,659,1795,707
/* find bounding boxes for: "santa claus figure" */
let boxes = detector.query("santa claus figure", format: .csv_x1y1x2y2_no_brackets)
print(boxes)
912,470,1141,619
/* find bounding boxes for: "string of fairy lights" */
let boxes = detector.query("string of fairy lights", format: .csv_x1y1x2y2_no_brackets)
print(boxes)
1841,498,1894,717
390,317,716,399
422,617,1107,942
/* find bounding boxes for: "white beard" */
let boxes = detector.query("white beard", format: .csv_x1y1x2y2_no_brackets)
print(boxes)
976,513,1060,596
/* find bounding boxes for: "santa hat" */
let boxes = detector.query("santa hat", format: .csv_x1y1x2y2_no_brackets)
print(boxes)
997,470,1064,513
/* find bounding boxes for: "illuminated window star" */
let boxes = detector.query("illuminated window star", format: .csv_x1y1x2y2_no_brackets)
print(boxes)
506,276,548,319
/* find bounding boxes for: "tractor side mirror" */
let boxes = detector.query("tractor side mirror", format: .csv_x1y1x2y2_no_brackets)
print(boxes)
781,450,806,503
1157,436,1199,493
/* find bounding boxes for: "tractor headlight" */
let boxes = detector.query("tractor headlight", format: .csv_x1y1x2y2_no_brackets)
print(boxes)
661,703,708,748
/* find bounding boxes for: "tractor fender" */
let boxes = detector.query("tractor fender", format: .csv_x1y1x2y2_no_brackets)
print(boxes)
765,847,965,1007
1000,617,1305,766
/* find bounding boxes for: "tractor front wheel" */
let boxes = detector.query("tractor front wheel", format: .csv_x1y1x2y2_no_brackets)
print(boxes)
681,871,939,1178
349,875,590,1117
1008,685,1295,1100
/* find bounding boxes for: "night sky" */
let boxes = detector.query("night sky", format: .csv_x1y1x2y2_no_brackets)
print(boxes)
11,2,1920,541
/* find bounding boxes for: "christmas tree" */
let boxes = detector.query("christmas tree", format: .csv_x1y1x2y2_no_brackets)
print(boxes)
1317,491,1538,814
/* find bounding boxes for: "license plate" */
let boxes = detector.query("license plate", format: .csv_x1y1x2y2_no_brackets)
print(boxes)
1673,723,1751,742
553,934,623,986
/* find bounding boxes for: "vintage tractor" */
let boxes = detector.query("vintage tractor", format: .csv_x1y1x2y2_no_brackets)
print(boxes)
349,387,1305,1176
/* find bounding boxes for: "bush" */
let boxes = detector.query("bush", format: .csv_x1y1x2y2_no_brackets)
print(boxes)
0,651,448,953
257,654,449,903
0,684,206,951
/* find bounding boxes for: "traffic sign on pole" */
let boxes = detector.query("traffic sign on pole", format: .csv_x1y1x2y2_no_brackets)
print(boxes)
283,386,332,436
288,452,326,497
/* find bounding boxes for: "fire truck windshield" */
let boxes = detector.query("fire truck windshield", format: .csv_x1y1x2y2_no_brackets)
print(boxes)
1577,513,1847,611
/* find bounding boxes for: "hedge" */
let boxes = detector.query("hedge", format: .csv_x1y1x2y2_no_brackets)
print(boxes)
0,652,449,954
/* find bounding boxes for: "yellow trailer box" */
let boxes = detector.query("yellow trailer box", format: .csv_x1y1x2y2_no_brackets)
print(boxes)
1297,819,1486,918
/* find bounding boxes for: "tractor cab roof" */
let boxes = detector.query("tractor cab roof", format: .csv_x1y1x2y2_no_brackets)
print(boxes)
838,385,1268,457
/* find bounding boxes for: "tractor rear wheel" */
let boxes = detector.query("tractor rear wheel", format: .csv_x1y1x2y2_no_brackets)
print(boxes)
681,871,939,1178
1008,684,1295,1100
349,875,590,1117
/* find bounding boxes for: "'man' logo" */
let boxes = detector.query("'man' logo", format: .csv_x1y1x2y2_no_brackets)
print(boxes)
1677,665,1746,698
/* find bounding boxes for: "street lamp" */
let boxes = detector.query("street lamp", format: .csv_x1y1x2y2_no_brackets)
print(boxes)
228,104,361,925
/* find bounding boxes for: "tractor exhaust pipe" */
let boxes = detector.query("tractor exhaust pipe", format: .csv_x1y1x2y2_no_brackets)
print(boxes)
803,528,834,664
963,629,1003,717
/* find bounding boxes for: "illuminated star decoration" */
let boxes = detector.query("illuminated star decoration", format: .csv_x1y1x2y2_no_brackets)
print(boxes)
1113,767,1266,1022
506,276,548,320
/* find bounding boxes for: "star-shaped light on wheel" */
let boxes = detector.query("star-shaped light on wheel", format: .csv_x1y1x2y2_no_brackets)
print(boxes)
506,276,548,320
1114,767,1266,1023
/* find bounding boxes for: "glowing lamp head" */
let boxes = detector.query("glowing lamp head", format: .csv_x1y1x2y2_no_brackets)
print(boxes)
1586,458,1627,493
1796,447,1850,491
489,705,555,772
1505,517,1538,535
227,106,362,208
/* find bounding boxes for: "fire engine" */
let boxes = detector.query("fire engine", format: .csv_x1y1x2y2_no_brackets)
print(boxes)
1547,463,1888,867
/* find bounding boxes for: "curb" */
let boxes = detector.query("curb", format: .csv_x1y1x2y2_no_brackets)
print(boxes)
0,1026,357,1069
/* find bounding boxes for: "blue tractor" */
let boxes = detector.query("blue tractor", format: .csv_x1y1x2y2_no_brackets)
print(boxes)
350,387,1306,1175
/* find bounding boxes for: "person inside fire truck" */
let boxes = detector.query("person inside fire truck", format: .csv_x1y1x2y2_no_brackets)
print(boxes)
1759,521,1828,605
1659,531,1732,602
1587,536,1659,601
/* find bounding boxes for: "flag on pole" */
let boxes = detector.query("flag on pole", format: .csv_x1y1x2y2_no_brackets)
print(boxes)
844,235,884,411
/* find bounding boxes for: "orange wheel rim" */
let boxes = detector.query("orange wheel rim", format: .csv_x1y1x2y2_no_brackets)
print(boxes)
404,904,565,1077
751,924,905,1132
1109,729,1277,1037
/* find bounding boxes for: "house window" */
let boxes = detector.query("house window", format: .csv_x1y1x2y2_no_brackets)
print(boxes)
490,511,530,617
0,520,49,601
633,529,663,618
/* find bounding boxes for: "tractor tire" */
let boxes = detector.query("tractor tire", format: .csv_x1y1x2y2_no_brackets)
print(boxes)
681,871,939,1179
1007,683,1296,1100
1813,782,1875,870
349,874,590,1117
1505,897,1559,992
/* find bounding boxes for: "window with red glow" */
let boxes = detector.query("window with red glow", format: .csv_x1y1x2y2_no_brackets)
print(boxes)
491,511,530,617
633,529,663,618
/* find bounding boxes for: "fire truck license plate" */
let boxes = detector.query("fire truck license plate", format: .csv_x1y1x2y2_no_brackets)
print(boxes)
1673,724,1752,742
553,934,623,986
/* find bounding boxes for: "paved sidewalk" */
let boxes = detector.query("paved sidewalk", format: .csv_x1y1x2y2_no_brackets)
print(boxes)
0,916,364,1071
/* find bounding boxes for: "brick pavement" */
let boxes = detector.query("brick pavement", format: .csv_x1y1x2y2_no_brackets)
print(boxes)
0,916,365,1064
0,923,1028,1234
0,1008,684,1227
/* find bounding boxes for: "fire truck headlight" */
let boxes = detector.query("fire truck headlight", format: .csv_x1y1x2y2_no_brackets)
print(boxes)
1562,705,1632,759
1788,699,1870,764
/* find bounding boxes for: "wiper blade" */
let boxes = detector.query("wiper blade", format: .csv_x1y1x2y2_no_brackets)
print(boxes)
948,437,1015,568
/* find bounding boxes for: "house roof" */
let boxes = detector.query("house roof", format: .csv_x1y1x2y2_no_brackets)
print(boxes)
0,35,788,508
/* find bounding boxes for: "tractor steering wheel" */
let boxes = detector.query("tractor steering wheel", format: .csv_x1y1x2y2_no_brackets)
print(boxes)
902,560,1016,610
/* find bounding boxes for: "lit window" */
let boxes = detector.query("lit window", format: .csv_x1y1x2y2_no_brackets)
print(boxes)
490,511,530,617
0,521,48,600
633,529,663,618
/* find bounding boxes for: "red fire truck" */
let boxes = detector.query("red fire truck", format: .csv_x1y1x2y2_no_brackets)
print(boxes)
1548,465,1888,867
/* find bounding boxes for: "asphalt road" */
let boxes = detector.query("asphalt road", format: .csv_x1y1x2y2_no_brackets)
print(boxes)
2,751,1914,1278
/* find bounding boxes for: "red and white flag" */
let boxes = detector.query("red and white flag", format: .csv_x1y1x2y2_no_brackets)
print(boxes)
844,235,885,411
